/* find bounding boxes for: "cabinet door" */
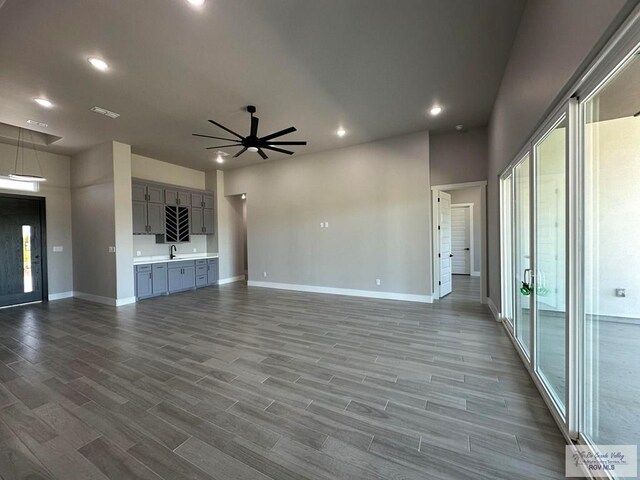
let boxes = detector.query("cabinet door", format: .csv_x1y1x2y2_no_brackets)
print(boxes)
132,201,148,234
182,266,196,289
167,267,182,293
152,264,168,295
191,207,203,234
191,192,204,207
164,189,178,206
178,191,190,206
132,184,147,202
136,271,153,298
207,260,218,285
147,203,164,234
203,208,214,234
202,195,214,209
147,185,164,204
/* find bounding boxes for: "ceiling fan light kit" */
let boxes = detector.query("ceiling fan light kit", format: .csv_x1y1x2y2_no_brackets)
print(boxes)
193,105,307,160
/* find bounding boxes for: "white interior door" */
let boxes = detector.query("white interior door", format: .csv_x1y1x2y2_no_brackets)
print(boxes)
439,192,452,296
451,206,471,274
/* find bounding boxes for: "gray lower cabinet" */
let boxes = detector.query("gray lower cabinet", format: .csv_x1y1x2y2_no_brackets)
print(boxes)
207,258,219,285
152,263,167,295
135,265,153,299
136,258,218,300
167,261,196,293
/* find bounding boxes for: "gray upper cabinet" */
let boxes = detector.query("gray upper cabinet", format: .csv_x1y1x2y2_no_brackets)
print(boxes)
203,208,214,234
191,207,203,234
165,189,190,206
132,179,215,237
132,182,165,234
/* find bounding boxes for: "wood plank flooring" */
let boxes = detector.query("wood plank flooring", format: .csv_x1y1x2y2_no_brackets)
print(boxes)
0,277,567,479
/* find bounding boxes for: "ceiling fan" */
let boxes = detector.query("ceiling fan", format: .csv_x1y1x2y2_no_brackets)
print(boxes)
193,106,307,159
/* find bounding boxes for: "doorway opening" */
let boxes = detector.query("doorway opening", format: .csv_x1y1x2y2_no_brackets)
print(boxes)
431,181,486,303
0,194,47,307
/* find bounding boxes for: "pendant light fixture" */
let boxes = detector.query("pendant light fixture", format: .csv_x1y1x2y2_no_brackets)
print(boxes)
9,127,47,182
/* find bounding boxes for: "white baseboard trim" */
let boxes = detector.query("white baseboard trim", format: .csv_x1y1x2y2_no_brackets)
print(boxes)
487,298,501,322
115,296,137,306
247,280,433,303
471,271,481,277
218,275,245,285
72,292,136,307
48,291,74,301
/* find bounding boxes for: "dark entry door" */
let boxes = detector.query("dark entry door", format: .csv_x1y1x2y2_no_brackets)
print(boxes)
0,195,46,307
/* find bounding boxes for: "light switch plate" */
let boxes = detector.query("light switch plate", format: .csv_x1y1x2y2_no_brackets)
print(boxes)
52,246,63,252
108,246,116,253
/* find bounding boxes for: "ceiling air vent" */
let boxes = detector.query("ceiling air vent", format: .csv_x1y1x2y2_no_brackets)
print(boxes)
90,106,120,119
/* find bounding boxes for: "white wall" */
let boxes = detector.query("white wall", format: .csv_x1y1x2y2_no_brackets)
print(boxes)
113,142,134,300
224,130,432,298
0,142,73,296
447,187,482,274
585,115,640,318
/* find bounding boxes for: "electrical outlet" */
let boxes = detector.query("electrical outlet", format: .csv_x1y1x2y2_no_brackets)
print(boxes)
263,271,268,277
325,221,329,228
320,222,324,228
615,288,626,298
193,248,197,252
108,246,116,253
136,251,142,257
376,279,381,286
52,246,63,253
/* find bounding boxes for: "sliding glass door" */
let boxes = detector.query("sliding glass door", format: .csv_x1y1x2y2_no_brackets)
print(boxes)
582,46,640,448
533,115,568,415
514,155,531,356
499,28,640,469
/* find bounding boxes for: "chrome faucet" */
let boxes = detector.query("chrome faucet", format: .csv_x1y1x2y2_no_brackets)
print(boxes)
170,244,177,260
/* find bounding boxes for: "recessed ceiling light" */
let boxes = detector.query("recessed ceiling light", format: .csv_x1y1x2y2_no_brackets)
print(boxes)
336,127,346,137
455,124,464,131
186,0,205,6
247,146,259,152
430,106,442,116
216,154,224,164
34,98,53,108
88,57,109,71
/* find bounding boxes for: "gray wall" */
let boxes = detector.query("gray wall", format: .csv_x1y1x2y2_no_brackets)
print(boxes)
430,127,488,185
487,0,632,309
224,130,431,296
210,170,245,282
71,142,117,299
0,142,73,296
447,187,482,273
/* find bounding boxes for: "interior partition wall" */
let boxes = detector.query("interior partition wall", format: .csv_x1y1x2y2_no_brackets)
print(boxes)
499,7,640,476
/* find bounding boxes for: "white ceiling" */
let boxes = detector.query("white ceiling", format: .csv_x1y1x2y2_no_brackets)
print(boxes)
0,0,525,170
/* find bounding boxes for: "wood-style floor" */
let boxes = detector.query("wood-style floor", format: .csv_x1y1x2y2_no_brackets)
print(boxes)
0,276,567,480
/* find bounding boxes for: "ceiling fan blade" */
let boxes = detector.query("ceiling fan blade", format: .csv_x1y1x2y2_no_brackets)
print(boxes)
205,143,243,150
192,133,238,142
208,120,244,140
262,145,294,155
262,141,307,145
250,116,259,137
233,147,248,158
259,126,296,142
257,149,269,160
